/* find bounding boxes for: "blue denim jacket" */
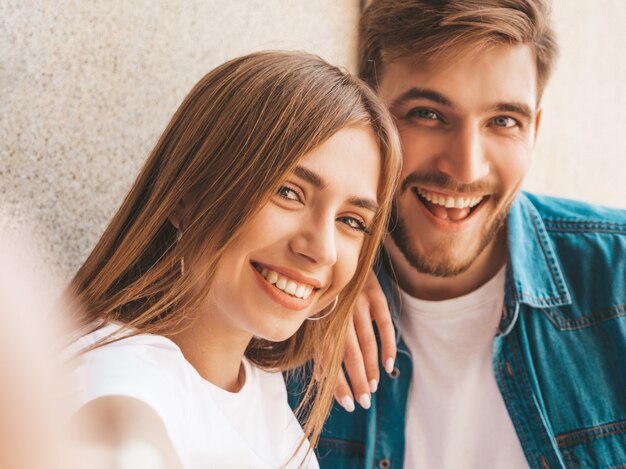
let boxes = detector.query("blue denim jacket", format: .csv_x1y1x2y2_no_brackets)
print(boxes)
288,192,626,468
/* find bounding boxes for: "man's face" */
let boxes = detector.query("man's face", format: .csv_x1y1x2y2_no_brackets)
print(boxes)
378,44,540,278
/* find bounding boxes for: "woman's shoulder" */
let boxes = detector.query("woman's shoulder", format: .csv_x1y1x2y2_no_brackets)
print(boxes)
66,324,195,465
71,322,180,355
66,323,192,419
73,324,187,381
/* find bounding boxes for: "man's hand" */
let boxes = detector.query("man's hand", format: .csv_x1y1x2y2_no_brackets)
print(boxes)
334,271,396,412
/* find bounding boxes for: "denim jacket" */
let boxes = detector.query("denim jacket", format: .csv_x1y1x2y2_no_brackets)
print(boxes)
288,192,626,469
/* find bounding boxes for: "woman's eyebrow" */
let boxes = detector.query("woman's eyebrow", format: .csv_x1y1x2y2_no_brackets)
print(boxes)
294,165,326,189
348,196,379,213
294,165,378,213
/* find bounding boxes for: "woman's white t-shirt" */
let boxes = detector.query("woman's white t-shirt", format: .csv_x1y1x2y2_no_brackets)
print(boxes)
66,324,318,468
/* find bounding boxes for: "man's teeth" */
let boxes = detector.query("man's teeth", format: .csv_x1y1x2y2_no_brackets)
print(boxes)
260,267,314,299
417,188,483,209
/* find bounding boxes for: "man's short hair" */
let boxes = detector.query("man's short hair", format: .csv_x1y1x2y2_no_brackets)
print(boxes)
359,0,558,102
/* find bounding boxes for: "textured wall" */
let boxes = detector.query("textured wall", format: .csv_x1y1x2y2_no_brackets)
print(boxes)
1,0,624,283
0,0,359,280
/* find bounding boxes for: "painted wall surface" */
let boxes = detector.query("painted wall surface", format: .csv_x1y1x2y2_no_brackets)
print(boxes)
525,0,626,207
1,0,624,281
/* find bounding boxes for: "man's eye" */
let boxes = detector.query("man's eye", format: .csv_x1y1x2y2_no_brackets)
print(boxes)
338,216,370,234
277,186,300,201
492,116,518,128
408,108,440,121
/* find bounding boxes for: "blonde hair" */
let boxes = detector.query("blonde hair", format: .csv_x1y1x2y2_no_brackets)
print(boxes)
359,0,558,102
67,50,401,461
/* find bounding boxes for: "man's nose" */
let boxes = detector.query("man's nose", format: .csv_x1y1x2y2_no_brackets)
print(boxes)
289,215,338,267
436,124,490,184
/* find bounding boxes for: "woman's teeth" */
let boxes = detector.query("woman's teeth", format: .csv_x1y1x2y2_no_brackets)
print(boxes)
417,187,483,209
258,267,314,299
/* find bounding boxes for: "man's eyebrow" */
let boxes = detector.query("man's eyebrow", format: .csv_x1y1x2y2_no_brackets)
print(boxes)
490,102,534,120
391,89,535,121
294,165,379,213
390,87,454,110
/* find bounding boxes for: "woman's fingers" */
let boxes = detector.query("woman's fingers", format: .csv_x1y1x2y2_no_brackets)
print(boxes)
333,271,396,412
365,271,397,374
340,319,372,410
333,368,355,412
353,295,380,394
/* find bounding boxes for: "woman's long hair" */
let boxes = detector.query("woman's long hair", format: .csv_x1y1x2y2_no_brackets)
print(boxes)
67,50,401,461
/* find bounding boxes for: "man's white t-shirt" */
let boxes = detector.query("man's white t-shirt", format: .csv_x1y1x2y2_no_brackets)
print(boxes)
398,266,529,468
66,324,318,468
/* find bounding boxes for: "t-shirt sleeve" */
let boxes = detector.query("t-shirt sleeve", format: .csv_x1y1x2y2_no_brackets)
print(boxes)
65,339,190,452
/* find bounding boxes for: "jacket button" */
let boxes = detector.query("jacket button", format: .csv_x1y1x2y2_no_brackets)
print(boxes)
378,458,391,469
390,367,401,379
505,361,514,377
540,454,550,469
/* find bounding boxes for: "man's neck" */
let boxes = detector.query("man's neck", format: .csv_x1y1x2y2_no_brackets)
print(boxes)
385,230,508,301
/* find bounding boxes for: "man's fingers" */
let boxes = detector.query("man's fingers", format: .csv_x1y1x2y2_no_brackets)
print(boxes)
353,297,380,393
342,320,372,410
333,369,355,413
365,271,397,374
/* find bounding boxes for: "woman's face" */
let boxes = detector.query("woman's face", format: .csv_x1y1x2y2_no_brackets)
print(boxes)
207,125,381,342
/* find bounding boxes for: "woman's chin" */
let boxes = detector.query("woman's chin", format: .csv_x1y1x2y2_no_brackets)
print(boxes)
255,320,306,344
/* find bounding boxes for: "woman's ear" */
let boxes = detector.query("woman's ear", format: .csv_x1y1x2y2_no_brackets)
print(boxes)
168,198,188,231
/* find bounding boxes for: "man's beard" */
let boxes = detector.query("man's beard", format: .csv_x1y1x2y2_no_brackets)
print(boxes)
389,173,515,278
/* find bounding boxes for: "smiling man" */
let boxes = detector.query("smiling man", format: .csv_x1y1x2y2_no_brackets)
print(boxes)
380,43,537,299
294,1,626,468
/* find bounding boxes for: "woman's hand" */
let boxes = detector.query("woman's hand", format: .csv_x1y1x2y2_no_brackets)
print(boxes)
333,271,396,412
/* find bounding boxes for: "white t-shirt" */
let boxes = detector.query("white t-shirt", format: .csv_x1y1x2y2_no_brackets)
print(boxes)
66,324,318,469
398,266,528,468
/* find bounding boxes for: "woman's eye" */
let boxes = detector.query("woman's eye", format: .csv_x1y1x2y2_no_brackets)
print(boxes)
338,216,370,234
492,116,518,128
277,185,300,202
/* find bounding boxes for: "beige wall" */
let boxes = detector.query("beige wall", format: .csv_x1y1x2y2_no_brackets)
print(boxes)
1,0,624,281
526,0,626,207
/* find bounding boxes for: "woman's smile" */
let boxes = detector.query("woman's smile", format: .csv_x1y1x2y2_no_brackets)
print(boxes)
251,261,319,311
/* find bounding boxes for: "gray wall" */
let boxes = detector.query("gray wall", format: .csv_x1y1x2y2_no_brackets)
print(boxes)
1,1,359,279
1,0,624,283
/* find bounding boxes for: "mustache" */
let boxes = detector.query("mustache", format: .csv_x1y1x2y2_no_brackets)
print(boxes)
400,172,497,195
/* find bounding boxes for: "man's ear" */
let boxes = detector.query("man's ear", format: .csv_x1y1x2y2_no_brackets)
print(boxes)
533,108,543,147
168,198,188,231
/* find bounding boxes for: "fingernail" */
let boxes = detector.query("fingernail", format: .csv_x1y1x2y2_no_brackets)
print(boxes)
358,393,371,409
369,379,378,393
385,358,395,375
341,396,355,412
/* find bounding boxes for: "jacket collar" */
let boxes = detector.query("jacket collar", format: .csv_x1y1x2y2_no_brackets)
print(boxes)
506,192,572,308
498,192,573,335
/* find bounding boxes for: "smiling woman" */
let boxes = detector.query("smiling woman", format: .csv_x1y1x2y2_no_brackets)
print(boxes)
63,51,400,467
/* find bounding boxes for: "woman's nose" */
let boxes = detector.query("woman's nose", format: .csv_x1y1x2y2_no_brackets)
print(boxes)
289,215,338,266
